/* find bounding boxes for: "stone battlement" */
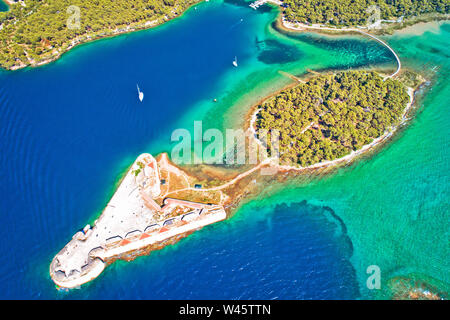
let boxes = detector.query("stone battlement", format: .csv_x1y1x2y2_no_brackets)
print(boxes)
49,153,226,289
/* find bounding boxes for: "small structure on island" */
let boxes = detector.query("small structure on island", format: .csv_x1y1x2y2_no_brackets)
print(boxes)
133,154,161,197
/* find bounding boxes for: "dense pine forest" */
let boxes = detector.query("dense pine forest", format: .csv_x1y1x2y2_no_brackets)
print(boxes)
0,0,200,69
282,0,449,26
0,1,448,69
255,71,410,167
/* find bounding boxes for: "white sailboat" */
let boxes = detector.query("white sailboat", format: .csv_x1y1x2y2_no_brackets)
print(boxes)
232,56,238,67
137,84,144,102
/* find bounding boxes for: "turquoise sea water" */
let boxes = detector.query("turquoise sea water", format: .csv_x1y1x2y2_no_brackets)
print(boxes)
0,1,8,12
0,1,448,299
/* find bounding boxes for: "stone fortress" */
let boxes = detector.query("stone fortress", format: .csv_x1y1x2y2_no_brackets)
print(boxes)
50,153,226,288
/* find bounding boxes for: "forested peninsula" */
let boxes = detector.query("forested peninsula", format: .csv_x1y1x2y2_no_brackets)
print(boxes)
0,0,200,69
254,71,411,167
282,0,449,27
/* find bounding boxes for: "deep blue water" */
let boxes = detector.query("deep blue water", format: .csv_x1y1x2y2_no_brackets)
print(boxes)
59,202,359,299
0,1,377,299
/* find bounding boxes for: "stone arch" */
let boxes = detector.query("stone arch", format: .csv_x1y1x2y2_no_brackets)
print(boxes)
105,235,123,245
144,224,160,232
125,230,142,239
182,211,199,221
163,218,176,226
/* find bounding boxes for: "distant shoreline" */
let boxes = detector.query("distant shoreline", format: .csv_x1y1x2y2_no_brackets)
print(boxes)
269,2,449,35
2,1,448,71
1,1,203,71
277,17,402,78
277,14,449,35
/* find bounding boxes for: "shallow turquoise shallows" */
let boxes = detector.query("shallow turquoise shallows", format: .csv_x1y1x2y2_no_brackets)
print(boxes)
0,1,448,299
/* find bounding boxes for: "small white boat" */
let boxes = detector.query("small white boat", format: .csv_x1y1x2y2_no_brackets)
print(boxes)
232,56,238,67
137,84,144,102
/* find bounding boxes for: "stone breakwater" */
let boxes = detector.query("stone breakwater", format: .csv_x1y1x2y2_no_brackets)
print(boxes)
50,153,226,289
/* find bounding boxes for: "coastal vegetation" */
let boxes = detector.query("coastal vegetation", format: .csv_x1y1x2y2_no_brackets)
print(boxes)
1,0,448,69
255,71,410,167
0,0,200,69
282,0,449,27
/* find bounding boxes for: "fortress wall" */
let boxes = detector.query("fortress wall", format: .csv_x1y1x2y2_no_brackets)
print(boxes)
51,258,105,289
50,207,226,288
96,208,226,260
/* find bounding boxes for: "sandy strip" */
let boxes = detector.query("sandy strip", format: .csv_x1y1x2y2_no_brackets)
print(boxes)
280,18,402,78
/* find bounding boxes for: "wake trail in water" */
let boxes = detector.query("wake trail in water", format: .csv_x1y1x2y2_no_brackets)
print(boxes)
225,18,244,33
